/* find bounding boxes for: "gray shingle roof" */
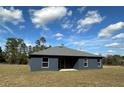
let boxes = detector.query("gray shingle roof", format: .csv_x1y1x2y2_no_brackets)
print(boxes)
31,46,102,57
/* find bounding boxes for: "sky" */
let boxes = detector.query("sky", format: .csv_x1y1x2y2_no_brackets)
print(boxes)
0,6,124,56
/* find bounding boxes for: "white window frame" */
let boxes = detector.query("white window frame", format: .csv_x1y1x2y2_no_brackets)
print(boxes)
97,59,101,67
84,59,88,67
42,57,49,68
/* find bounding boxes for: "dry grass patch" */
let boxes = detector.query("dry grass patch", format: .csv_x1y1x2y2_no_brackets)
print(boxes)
0,64,124,87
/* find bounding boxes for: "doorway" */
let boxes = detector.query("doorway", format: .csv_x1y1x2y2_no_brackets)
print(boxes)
58,56,78,69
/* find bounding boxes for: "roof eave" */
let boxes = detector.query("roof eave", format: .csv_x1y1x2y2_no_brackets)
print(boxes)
29,54,103,58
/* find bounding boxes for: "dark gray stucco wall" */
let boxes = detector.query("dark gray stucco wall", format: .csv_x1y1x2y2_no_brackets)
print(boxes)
29,57,41,71
29,56,102,71
74,58,103,70
29,57,58,71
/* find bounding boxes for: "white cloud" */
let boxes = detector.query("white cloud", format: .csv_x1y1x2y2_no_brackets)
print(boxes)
107,50,115,53
77,7,86,13
61,20,73,29
24,39,35,46
54,33,64,40
62,23,69,29
106,50,115,55
30,7,68,29
45,43,51,47
65,37,85,48
72,40,85,50
73,41,85,46
0,24,14,35
67,10,72,16
19,25,25,29
94,52,100,55
112,33,124,39
78,11,103,27
76,26,91,33
105,42,124,48
56,37,63,40
54,33,64,37
77,10,104,33
0,7,24,25
0,7,24,35
98,22,124,38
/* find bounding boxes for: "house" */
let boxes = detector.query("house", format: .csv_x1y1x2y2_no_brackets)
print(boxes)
29,46,103,71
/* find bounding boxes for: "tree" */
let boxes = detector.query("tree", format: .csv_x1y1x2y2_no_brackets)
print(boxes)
103,55,124,66
18,39,28,64
39,37,46,46
28,45,33,55
35,40,40,46
0,47,5,63
35,37,46,46
35,45,40,52
0,47,2,52
35,36,47,51
3,37,50,64
5,38,28,64
5,38,18,64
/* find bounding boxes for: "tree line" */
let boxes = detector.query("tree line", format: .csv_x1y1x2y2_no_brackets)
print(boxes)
0,37,51,64
103,55,124,66
0,37,124,66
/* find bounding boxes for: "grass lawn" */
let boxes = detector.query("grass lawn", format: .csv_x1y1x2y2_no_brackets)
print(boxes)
0,64,124,87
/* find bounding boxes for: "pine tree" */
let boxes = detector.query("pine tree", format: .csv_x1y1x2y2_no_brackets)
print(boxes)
0,46,5,63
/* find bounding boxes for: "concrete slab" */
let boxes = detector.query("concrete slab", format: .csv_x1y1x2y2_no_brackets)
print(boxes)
59,69,78,71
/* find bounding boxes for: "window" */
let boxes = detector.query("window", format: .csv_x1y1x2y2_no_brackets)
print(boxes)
42,57,49,68
43,57,48,62
84,59,88,67
97,59,101,67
